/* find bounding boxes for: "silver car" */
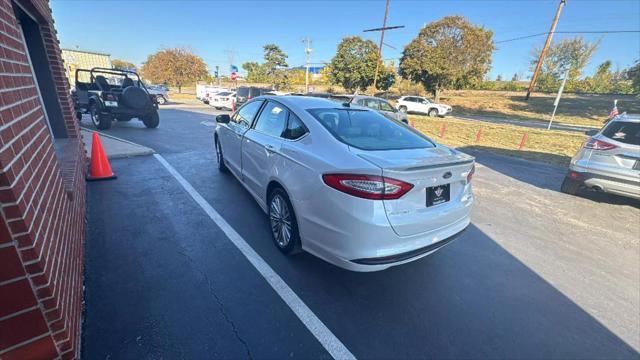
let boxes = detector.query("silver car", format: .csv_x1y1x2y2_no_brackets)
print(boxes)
562,113,640,200
214,96,475,271
349,95,409,124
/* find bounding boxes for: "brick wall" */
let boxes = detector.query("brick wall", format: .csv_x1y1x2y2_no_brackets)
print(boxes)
0,0,86,359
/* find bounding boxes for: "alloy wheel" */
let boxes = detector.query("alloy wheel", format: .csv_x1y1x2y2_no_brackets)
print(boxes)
269,194,292,248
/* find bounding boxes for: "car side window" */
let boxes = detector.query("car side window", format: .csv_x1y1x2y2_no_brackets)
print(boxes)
379,100,395,112
364,98,379,110
283,112,307,140
254,101,288,137
233,100,263,127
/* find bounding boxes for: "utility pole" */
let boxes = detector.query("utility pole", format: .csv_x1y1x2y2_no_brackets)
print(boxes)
303,37,312,93
373,0,390,91
525,0,566,100
363,0,403,93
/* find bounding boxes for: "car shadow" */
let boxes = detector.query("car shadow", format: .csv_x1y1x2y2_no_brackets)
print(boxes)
459,146,640,208
84,152,639,359
279,224,639,359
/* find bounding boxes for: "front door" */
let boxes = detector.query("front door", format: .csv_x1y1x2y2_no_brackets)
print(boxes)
222,100,264,176
242,101,289,200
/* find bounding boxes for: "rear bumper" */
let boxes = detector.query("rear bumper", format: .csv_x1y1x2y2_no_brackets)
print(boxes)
568,163,640,199
351,227,466,265
297,184,473,272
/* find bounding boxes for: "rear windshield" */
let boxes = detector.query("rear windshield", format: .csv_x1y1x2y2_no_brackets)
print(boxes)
249,88,265,97
217,92,232,96
602,121,640,146
307,108,435,150
237,88,249,97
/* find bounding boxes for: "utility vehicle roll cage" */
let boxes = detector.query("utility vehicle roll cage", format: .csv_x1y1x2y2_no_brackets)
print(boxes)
74,67,149,91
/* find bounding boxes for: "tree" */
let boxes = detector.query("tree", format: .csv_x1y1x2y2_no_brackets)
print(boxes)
288,69,307,85
140,48,208,93
242,44,290,89
112,59,137,71
328,36,379,92
530,37,599,91
511,73,519,81
399,16,494,101
262,44,289,90
586,60,614,93
242,61,268,83
496,74,503,82
376,64,396,91
626,60,640,94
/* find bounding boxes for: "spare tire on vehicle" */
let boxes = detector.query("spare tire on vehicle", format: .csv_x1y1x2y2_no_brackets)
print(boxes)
121,86,151,109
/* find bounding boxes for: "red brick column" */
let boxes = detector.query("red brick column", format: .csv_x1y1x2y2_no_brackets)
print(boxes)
0,0,86,359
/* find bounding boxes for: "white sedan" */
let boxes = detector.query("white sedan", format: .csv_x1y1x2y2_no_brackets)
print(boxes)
209,91,236,110
397,96,452,117
214,96,474,271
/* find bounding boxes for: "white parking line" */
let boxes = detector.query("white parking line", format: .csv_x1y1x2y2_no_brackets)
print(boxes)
153,154,356,360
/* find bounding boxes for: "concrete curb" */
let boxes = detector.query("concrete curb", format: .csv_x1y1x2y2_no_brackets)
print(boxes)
80,127,155,159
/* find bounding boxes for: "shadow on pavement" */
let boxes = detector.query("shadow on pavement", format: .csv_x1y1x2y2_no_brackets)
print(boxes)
281,223,639,359
144,153,638,358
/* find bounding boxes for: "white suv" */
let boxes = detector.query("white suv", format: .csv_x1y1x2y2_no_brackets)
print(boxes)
397,96,452,117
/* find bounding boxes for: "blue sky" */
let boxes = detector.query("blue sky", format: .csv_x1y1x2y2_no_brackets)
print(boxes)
51,0,639,80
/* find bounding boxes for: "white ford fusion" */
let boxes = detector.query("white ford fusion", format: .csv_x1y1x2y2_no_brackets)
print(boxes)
214,96,475,271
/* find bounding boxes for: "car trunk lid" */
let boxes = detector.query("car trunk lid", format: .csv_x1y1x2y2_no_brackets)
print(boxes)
355,146,474,236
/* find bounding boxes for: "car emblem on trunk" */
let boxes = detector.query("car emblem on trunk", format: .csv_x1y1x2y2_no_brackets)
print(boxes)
434,187,444,197
443,171,452,179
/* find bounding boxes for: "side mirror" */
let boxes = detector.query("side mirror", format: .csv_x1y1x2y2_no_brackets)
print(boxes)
216,114,231,124
585,129,598,136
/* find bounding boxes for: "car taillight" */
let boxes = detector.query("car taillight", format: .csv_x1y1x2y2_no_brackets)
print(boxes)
466,164,475,184
322,174,413,200
583,138,617,150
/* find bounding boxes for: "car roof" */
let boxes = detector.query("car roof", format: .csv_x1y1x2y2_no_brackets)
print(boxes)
257,95,355,110
613,113,640,123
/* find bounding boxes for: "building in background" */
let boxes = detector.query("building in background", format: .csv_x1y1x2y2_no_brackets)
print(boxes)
61,48,111,86
1,0,86,358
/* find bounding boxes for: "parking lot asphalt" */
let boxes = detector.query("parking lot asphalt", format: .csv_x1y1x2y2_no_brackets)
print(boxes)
82,107,640,359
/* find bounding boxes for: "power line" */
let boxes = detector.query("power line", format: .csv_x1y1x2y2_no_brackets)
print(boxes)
497,30,640,44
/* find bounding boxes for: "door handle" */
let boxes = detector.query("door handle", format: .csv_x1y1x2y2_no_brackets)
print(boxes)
265,144,276,153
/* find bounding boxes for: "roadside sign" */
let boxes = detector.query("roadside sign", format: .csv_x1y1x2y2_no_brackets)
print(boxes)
230,72,238,81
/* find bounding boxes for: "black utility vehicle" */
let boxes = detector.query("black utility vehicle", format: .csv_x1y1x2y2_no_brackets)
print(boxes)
72,67,160,130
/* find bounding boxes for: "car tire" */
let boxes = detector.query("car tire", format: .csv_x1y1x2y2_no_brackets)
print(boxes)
142,110,160,128
215,138,228,173
428,108,439,117
90,104,112,130
268,187,302,255
399,105,408,113
560,176,582,195
156,95,166,105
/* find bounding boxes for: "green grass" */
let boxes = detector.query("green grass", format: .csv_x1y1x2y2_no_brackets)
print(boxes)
410,115,587,166
438,90,639,128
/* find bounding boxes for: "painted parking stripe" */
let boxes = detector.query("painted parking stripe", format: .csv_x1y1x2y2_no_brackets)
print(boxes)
153,154,356,360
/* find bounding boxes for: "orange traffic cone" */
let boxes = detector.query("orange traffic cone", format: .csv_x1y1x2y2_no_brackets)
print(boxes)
87,132,117,181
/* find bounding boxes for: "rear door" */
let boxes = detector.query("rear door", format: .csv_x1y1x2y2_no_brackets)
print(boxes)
242,101,288,200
